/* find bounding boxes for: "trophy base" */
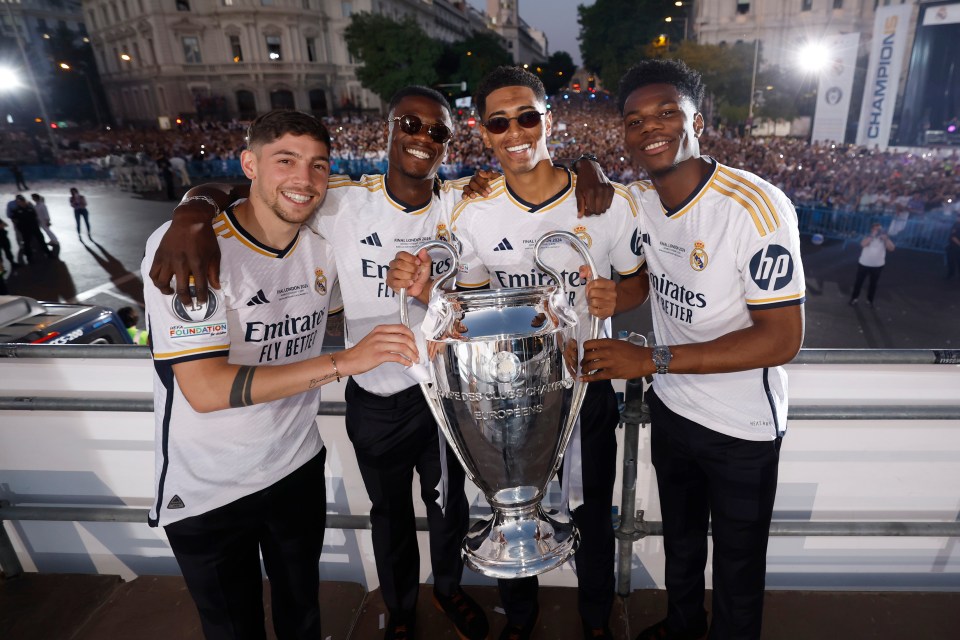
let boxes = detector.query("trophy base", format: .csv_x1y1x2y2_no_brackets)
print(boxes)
462,504,580,579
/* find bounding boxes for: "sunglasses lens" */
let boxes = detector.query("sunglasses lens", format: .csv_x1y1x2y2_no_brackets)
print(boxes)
398,115,423,135
484,117,510,134
517,111,542,128
427,124,452,144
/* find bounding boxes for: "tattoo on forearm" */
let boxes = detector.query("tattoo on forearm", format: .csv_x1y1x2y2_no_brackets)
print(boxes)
229,365,255,408
308,372,336,389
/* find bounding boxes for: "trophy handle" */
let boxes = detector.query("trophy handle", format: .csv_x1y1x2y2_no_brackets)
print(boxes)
397,241,483,488
533,230,601,477
398,239,460,329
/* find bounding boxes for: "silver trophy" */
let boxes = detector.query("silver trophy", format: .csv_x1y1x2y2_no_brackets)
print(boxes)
400,231,600,579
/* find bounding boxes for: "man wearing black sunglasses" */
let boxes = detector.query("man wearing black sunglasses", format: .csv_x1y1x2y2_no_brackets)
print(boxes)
147,87,488,640
388,66,648,640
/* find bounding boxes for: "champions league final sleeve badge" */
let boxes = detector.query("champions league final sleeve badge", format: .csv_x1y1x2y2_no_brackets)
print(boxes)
314,268,328,295
171,278,220,322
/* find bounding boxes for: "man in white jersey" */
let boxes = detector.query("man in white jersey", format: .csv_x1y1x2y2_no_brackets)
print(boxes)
388,66,647,640
147,88,489,640
142,110,418,640
580,59,806,640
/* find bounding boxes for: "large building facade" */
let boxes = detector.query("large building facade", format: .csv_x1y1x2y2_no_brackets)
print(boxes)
693,0,877,69
81,0,547,126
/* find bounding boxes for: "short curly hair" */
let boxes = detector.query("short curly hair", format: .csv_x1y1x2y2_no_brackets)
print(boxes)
388,85,452,119
476,65,546,119
617,58,705,114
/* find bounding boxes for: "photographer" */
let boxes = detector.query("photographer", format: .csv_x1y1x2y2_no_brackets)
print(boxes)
849,222,896,308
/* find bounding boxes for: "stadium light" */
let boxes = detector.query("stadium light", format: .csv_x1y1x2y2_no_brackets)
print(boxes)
798,41,831,73
0,66,22,90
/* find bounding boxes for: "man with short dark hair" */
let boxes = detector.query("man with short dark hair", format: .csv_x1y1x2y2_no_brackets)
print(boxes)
141,109,419,640
147,91,490,640
390,66,647,640
582,58,806,640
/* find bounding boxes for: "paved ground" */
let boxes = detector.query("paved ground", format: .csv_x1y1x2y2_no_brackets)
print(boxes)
2,573,958,639
2,180,958,349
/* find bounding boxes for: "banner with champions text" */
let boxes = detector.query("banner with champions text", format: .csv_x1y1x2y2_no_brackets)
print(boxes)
856,3,914,149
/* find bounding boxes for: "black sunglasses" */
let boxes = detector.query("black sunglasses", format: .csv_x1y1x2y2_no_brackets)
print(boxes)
387,114,452,144
482,111,544,134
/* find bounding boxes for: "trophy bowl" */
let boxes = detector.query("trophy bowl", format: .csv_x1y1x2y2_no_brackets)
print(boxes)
400,231,599,579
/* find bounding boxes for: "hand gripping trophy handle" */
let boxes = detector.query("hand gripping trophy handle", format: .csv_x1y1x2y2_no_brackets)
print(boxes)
397,241,479,485
533,230,602,477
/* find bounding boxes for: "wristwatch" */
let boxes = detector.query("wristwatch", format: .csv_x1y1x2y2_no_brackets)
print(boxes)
651,345,673,375
571,153,599,173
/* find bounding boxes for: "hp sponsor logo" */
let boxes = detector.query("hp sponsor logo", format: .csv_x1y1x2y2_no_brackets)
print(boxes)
749,245,794,291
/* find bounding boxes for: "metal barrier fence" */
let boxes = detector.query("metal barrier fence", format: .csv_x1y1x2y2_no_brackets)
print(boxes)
1,344,959,594
796,206,955,253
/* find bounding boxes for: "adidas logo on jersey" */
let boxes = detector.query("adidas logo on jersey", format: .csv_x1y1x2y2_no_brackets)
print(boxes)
493,238,514,251
246,289,271,306
167,495,185,509
361,233,383,247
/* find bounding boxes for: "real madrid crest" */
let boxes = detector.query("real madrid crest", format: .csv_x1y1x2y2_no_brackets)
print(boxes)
573,224,592,249
436,223,450,243
690,241,708,271
314,268,328,295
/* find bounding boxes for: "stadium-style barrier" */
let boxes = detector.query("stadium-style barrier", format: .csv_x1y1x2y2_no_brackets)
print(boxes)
796,206,955,253
1,344,958,593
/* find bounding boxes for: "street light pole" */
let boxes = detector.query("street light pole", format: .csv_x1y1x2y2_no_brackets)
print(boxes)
60,63,103,128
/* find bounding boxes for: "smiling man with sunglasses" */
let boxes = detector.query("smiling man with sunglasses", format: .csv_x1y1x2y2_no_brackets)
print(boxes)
388,66,648,640
147,88,487,640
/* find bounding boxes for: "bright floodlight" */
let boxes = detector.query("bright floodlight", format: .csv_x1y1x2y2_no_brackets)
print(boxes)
798,42,831,73
0,66,21,90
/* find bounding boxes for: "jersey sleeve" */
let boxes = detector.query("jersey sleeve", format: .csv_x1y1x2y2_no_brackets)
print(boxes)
450,205,489,289
306,174,351,238
609,186,645,277
142,223,231,363
738,183,806,310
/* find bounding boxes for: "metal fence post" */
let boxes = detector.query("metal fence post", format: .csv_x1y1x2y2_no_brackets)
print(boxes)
615,376,649,597
0,501,25,579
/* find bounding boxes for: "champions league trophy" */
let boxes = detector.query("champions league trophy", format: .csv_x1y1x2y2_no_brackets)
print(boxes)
399,231,600,579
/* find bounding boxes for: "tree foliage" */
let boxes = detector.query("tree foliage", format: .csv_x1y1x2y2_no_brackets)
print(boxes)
344,12,443,104
540,51,577,95
438,32,513,99
578,0,670,89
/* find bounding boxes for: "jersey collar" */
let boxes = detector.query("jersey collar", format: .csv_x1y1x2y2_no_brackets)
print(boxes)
661,156,718,218
383,175,435,214
505,166,573,213
222,201,301,258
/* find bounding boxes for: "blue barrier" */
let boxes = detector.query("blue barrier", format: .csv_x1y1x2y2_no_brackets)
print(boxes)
0,165,953,253
796,206,954,253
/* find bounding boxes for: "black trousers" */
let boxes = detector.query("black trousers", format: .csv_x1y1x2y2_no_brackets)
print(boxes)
164,448,327,640
648,389,780,640
946,245,960,278
345,378,469,617
498,380,620,629
850,264,883,303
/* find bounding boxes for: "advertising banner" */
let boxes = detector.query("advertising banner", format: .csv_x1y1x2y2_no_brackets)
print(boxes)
812,32,860,144
856,4,914,148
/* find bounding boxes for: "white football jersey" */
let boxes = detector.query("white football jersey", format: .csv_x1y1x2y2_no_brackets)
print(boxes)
450,169,644,343
307,174,468,395
143,205,336,526
629,158,806,441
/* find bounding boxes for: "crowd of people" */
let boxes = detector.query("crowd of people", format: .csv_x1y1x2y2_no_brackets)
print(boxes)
7,94,951,219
